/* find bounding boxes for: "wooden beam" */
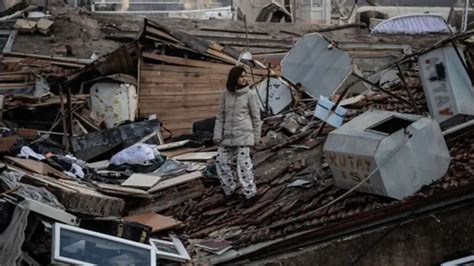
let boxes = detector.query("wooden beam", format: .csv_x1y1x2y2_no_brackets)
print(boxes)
142,52,233,69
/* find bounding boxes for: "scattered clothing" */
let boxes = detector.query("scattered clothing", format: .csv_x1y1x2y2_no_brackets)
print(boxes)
19,146,45,160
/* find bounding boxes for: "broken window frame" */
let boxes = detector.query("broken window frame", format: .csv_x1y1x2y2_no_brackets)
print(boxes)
0,30,16,53
365,115,415,136
52,223,156,266
149,234,190,262
441,255,474,266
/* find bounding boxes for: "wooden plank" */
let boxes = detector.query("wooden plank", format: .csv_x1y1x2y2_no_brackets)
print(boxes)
121,173,162,189
142,52,232,69
138,99,219,107
123,212,182,233
173,152,217,161
157,140,190,151
138,116,217,127
147,171,203,193
96,183,151,196
139,93,221,102
141,63,232,74
189,30,276,40
0,82,35,88
18,171,125,216
146,26,183,44
5,156,71,180
198,27,269,35
141,62,267,76
140,70,227,79
139,83,225,90
139,101,218,109
140,76,227,84
205,48,238,65
138,106,218,118
139,89,222,97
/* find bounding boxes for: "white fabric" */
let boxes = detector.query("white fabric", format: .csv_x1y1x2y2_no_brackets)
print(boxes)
0,205,30,265
110,144,155,166
19,146,45,160
371,14,451,35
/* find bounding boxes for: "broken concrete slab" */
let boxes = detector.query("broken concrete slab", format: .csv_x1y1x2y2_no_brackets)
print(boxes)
19,173,125,217
36,18,53,35
14,19,36,33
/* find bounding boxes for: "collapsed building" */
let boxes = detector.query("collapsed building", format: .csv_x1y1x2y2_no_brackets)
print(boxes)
0,0,473,265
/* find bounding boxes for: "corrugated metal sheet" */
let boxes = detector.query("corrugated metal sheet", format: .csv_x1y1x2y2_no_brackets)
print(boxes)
282,33,353,99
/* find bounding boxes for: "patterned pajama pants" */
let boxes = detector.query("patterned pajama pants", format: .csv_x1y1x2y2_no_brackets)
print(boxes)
215,146,257,199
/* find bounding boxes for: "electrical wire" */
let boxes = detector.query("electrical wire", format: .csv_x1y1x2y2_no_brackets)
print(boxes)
287,132,410,224
237,131,411,238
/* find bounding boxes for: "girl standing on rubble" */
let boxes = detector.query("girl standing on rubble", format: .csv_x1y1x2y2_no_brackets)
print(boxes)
213,66,262,204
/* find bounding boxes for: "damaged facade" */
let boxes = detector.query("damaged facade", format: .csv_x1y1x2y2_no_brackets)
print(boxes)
0,0,473,265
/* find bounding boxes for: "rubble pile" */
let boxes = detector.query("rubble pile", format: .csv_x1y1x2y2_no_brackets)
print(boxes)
345,75,428,119
0,1,473,264
145,84,473,253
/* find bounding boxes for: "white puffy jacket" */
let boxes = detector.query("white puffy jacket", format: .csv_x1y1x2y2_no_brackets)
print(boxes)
213,86,262,147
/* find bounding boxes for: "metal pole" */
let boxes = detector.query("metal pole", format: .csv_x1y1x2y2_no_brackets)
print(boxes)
243,15,256,84
265,63,271,113
66,87,74,148
443,119,474,136
293,0,297,23
462,0,470,32
352,73,414,106
59,86,69,153
396,63,420,114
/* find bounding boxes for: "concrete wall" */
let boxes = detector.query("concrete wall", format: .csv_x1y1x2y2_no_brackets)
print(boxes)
250,203,474,265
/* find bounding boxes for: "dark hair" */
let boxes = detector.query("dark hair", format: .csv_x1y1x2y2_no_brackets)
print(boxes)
226,66,246,92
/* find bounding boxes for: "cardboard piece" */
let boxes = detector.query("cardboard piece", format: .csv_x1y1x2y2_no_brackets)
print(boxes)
5,156,70,179
121,174,162,189
0,136,17,152
147,171,202,193
173,152,217,161
123,212,182,233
